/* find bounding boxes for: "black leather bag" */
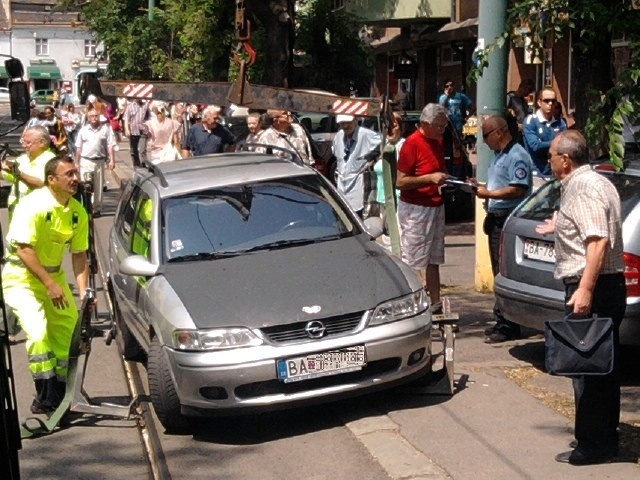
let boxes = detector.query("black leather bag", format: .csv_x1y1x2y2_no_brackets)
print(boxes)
544,316,614,376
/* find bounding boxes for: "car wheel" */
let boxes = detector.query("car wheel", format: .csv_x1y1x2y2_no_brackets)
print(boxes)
109,281,146,362
148,336,191,433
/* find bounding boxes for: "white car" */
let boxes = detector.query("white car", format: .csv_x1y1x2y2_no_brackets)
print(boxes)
0,87,10,103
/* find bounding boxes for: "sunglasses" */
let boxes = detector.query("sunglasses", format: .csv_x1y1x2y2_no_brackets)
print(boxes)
445,83,454,88
541,98,556,104
482,127,501,140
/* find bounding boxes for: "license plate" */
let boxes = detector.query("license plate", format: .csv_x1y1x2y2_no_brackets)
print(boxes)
523,238,556,263
277,346,366,383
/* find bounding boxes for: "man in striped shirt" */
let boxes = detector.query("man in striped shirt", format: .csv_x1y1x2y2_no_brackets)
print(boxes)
124,98,149,168
537,130,625,466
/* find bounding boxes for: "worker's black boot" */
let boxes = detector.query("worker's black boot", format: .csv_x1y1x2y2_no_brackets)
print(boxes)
31,378,62,414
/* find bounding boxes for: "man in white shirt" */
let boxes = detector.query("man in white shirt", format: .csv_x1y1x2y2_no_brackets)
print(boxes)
74,109,116,216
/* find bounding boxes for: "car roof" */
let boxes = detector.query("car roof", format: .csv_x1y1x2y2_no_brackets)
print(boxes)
137,152,316,198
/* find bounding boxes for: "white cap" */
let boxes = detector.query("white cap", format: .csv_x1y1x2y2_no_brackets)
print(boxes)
336,114,355,123
87,94,97,103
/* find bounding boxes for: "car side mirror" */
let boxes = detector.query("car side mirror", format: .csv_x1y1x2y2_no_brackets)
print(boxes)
363,216,384,238
119,255,158,277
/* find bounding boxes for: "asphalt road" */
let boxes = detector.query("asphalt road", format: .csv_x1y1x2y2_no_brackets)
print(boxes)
5,136,640,479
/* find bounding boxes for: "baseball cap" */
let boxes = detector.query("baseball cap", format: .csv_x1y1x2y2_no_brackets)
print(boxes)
336,114,354,123
87,94,97,103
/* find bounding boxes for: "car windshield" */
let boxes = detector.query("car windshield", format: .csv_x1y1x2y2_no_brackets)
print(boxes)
163,177,357,262
513,171,640,221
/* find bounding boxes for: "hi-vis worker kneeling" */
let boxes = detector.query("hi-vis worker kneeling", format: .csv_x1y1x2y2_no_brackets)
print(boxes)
3,157,89,415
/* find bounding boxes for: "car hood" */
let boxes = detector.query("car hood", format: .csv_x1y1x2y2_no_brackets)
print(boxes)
160,236,412,329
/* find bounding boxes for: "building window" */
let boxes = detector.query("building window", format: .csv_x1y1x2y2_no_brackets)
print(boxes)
35,38,48,56
84,39,97,58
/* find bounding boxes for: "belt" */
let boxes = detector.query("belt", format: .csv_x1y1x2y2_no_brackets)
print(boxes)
6,257,61,273
81,157,106,161
562,275,581,285
488,209,512,217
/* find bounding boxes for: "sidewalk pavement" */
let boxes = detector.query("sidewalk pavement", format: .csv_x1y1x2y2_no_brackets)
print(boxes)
103,141,639,479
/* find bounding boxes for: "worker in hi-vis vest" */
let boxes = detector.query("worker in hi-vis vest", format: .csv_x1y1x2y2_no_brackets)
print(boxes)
2,157,89,414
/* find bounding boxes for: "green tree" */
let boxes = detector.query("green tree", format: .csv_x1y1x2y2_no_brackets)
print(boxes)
295,0,372,95
473,0,640,168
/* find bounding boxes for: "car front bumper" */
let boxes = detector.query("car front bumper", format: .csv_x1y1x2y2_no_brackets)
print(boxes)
163,313,432,416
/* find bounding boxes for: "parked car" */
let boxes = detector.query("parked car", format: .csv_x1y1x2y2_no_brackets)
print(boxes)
0,87,9,103
494,153,640,346
30,89,55,104
108,152,433,432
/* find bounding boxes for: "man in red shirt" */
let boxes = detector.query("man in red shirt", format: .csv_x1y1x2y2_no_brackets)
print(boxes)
397,103,450,313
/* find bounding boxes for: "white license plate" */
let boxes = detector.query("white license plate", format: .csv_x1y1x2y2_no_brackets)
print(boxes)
523,238,556,263
277,346,366,383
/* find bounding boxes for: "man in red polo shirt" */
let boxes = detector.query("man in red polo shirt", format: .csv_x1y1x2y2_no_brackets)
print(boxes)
396,103,450,313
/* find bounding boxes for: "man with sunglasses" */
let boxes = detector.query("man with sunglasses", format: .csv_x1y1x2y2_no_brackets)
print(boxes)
438,80,473,135
471,115,533,342
523,88,567,176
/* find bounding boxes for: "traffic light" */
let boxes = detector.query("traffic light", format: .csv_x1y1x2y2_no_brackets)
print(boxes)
8,81,30,122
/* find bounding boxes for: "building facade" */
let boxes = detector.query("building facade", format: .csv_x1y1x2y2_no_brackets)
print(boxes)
0,0,104,103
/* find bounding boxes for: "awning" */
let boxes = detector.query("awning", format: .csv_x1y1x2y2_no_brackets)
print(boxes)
0,66,7,79
414,17,478,47
28,65,61,80
74,67,97,79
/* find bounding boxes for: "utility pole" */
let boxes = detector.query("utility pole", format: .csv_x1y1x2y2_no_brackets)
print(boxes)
474,0,508,291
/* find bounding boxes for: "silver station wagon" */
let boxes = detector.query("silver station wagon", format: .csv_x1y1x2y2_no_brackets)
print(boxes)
494,161,640,346
108,153,433,432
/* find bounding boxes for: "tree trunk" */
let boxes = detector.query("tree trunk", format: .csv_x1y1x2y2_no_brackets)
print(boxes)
247,0,295,87
572,24,613,133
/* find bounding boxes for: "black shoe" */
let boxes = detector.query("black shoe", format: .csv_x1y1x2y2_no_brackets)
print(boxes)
569,440,578,449
555,449,615,465
484,330,519,344
30,399,56,415
484,324,498,336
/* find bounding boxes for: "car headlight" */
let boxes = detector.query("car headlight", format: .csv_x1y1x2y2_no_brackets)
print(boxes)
370,290,429,326
173,328,263,351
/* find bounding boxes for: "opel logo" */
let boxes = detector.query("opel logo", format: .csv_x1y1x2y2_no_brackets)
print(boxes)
305,320,326,339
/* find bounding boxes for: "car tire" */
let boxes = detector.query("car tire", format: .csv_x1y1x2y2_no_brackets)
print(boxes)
148,336,191,433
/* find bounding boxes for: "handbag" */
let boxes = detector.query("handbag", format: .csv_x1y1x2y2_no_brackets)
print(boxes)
156,141,182,164
544,316,614,376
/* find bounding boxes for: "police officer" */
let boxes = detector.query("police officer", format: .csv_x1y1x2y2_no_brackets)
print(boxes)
2,157,89,414
470,115,533,343
1,126,55,217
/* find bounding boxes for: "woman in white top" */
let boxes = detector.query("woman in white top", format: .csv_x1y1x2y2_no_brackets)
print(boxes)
145,102,181,163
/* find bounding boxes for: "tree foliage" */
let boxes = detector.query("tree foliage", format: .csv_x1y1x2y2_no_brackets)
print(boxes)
76,0,235,81
295,0,372,95
471,0,640,168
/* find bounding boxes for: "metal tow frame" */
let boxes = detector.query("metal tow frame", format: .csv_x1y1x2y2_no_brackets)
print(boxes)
21,290,137,439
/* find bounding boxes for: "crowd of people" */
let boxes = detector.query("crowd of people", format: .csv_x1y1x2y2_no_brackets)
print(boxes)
3,81,624,467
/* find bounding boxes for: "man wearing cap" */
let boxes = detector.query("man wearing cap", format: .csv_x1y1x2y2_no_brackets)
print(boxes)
332,114,381,217
396,103,449,314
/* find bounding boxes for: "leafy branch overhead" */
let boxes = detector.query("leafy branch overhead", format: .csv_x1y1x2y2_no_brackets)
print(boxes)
469,0,640,169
